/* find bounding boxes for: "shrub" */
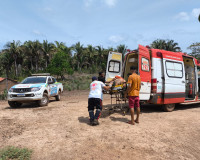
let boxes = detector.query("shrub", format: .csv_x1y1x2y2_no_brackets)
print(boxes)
0,146,32,160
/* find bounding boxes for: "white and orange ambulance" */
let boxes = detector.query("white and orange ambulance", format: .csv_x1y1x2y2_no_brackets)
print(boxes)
106,45,200,111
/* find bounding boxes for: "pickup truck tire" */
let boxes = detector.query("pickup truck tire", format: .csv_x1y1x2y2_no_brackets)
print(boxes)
8,101,22,108
162,104,175,112
38,93,49,106
55,91,61,101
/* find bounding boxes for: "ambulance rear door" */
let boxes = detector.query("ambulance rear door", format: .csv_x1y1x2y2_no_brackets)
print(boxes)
162,52,185,104
105,51,123,82
138,45,151,100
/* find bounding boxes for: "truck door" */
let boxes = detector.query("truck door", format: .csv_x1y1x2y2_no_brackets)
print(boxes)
48,77,58,96
138,45,151,100
105,51,123,81
162,56,185,104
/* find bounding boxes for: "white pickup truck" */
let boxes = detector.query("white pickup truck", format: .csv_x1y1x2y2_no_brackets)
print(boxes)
7,74,63,108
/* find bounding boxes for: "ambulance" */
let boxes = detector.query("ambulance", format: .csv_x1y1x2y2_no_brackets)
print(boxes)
105,45,200,111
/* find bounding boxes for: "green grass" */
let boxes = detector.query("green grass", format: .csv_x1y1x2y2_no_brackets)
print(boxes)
0,146,32,160
62,73,97,91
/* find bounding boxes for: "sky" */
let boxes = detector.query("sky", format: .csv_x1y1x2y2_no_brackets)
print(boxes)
0,0,199,52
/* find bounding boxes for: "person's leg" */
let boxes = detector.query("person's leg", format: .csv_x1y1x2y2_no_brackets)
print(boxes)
88,98,95,124
101,92,104,110
135,97,140,123
94,98,102,125
128,96,135,125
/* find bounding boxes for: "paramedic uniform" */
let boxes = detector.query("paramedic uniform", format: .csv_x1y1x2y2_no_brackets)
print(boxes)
88,80,105,121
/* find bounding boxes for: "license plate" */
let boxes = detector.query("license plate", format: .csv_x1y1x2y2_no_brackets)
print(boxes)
17,94,25,97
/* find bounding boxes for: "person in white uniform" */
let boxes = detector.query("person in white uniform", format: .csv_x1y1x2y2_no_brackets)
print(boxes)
88,76,110,125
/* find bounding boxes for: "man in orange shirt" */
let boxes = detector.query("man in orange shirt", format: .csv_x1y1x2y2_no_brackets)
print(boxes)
127,66,141,125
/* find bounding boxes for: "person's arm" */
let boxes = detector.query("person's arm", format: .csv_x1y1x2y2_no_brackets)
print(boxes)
103,85,111,90
127,76,132,93
101,82,111,90
105,77,116,83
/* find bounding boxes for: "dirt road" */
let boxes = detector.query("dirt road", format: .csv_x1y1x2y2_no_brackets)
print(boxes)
0,91,200,160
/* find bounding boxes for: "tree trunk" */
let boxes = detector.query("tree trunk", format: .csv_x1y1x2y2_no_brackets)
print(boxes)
14,59,18,77
36,59,38,72
31,59,33,70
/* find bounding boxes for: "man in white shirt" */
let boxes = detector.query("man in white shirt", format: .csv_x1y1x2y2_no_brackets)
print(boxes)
88,76,110,126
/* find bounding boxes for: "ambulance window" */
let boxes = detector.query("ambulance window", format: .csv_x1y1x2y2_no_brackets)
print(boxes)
166,61,183,78
141,57,149,72
108,61,120,73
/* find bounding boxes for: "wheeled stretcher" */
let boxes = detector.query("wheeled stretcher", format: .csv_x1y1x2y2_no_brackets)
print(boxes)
105,84,129,115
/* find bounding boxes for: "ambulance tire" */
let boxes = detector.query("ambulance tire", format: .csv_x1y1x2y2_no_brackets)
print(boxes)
8,101,22,108
38,93,49,106
162,104,175,112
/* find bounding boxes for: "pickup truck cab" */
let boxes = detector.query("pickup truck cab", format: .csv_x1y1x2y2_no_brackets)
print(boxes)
7,74,63,108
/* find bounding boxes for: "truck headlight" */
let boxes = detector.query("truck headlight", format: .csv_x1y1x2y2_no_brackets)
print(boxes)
9,88,13,92
31,87,41,92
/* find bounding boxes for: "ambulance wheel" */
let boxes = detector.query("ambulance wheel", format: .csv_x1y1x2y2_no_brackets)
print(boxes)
8,101,22,108
163,104,175,112
38,93,49,106
55,90,61,101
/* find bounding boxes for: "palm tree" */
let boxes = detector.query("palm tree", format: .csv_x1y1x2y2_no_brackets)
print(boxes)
32,40,43,72
96,46,104,66
23,41,34,70
54,41,66,51
4,40,21,77
151,39,181,52
0,50,14,80
42,40,55,68
86,45,96,67
165,40,181,52
117,44,127,61
150,39,166,50
73,42,84,71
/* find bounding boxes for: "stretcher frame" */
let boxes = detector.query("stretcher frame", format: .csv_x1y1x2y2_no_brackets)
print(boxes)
108,85,129,115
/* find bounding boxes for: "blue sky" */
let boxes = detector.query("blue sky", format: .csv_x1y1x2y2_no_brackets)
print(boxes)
0,0,199,52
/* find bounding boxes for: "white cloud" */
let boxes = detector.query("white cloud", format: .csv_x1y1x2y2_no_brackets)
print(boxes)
83,0,117,8
44,7,53,12
174,12,190,21
192,8,200,18
109,35,125,43
32,30,46,37
103,0,117,7
84,0,94,7
174,8,200,21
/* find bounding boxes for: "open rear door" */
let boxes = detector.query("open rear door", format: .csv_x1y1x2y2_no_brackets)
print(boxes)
138,45,151,100
105,51,123,81
162,53,185,104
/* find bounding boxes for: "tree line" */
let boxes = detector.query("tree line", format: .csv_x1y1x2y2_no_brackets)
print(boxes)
0,39,199,80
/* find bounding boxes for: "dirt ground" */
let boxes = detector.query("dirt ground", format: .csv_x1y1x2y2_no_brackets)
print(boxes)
0,90,200,160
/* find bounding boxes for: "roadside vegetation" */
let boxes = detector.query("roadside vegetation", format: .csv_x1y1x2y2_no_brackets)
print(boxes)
0,146,32,160
0,39,199,92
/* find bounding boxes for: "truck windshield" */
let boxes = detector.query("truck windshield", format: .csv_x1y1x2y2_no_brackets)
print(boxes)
21,77,47,84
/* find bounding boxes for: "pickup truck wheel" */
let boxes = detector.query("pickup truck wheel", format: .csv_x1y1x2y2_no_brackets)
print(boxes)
38,93,49,106
8,101,22,108
55,91,61,101
162,104,175,112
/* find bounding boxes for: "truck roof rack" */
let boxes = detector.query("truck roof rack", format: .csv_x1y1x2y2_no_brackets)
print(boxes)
31,73,51,76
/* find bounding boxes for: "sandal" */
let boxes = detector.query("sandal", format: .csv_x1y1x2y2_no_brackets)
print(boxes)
127,121,135,125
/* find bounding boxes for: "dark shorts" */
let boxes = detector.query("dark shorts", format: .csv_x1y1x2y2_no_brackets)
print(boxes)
88,98,102,111
129,96,140,108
